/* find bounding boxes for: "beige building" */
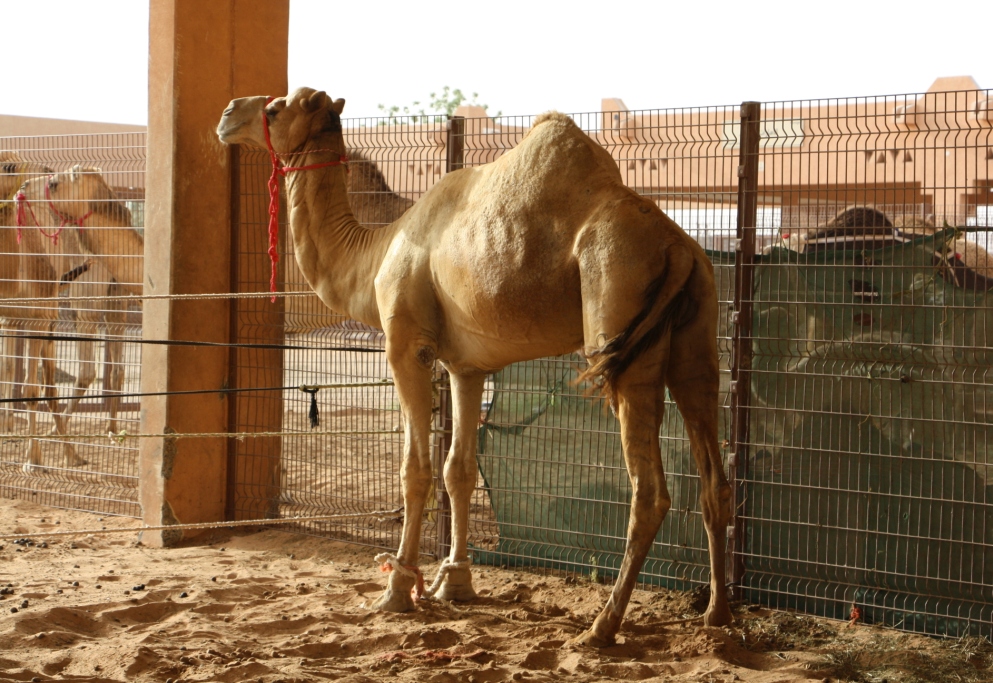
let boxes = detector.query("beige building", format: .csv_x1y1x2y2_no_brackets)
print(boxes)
4,75,989,232
340,76,992,236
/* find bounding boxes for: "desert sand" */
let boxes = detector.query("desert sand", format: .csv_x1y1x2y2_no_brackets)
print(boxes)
1,497,990,683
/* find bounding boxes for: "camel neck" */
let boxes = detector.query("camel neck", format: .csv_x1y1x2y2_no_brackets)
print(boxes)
75,213,144,295
283,158,396,329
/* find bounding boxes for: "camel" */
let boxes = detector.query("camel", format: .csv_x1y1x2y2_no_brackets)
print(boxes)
0,151,57,437
5,165,143,471
216,87,731,647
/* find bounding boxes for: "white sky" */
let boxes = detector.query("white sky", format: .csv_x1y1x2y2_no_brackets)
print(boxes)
0,0,989,125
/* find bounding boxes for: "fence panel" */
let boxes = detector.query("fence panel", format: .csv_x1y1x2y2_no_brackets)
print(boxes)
0,133,145,517
738,91,993,637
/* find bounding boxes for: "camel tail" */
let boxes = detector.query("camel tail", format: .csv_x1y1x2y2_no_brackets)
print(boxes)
578,244,697,408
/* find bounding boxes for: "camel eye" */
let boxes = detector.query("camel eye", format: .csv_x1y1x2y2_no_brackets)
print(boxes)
1,163,15,174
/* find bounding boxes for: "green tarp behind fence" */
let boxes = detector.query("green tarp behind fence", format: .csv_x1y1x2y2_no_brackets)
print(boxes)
473,230,993,637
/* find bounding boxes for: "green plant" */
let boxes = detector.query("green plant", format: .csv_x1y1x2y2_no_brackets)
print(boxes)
377,86,501,124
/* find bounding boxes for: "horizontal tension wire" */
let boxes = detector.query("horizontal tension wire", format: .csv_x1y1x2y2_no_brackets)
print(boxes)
0,427,458,443
0,332,385,354
0,507,427,542
0,290,319,305
0,379,398,405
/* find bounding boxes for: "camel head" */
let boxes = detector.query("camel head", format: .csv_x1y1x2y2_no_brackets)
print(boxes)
1,151,52,201
20,165,133,228
216,87,346,153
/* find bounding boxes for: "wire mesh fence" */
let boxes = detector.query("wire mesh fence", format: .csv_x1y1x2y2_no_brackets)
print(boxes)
0,133,145,517
2,85,991,639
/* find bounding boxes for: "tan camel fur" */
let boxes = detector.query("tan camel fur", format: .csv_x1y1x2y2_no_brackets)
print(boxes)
285,149,413,332
0,152,67,457
217,88,731,646
5,166,142,471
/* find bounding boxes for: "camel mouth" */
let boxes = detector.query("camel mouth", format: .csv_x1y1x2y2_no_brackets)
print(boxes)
216,119,243,144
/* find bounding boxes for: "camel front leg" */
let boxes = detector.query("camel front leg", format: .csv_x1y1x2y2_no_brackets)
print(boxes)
371,337,436,612
22,342,44,473
428,371,485,601
0,324,19,432
574,360,671,647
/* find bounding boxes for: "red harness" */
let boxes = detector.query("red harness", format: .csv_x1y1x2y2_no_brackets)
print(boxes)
262,96,348,299
13,177,93,246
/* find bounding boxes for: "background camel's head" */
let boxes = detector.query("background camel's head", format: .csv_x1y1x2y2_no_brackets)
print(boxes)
216,87,346,153
1,151,52,200
22,166,133,227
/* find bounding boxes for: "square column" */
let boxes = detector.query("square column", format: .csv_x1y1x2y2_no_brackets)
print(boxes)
140,0,288,545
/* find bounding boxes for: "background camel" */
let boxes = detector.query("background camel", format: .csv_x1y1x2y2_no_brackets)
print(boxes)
0,152,63,451
217,87,730,647
4,166,141,472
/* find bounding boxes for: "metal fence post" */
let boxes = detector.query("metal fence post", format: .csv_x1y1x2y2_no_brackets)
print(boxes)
729,101,761,599
447,115,465,173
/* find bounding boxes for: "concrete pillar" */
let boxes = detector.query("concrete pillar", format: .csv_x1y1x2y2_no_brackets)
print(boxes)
140,0,288,545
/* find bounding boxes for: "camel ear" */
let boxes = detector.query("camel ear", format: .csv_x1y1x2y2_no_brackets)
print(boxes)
331,98,346,115
301,90,328,113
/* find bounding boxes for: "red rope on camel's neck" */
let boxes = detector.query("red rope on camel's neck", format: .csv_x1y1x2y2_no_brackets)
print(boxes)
262,96,348,302
45,179,92,243
12,181,93,247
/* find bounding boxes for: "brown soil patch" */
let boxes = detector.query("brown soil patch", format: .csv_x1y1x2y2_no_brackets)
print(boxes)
0,497,990,682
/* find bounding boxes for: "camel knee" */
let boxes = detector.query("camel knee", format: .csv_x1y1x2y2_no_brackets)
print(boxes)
701,482,732,526
631,481,671,525
443,447,476,494
77,363,96,389
400,456,433,493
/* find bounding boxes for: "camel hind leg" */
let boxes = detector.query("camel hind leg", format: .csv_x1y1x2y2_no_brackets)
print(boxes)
574,344,673,647
62,339,97,427
665,281,732,628
103,337,124,434
21,344,44,473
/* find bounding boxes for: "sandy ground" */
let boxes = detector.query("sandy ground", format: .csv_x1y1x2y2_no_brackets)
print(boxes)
1,498,991,683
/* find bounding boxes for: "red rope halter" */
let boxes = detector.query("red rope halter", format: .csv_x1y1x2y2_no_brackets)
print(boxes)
262,96,348,301
13,177,92,246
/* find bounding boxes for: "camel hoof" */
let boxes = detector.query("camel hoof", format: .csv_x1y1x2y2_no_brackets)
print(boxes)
434,569,477,602
567,628,615,649
369,586,417,613
703,605,733,627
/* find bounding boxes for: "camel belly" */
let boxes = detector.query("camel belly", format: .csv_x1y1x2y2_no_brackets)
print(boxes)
434,272,585,371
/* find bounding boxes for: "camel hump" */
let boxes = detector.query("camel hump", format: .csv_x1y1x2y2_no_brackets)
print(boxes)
532,111,575,128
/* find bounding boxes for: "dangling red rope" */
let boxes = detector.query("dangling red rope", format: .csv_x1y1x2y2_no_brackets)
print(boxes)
13,178,92,247
261,96,348,302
